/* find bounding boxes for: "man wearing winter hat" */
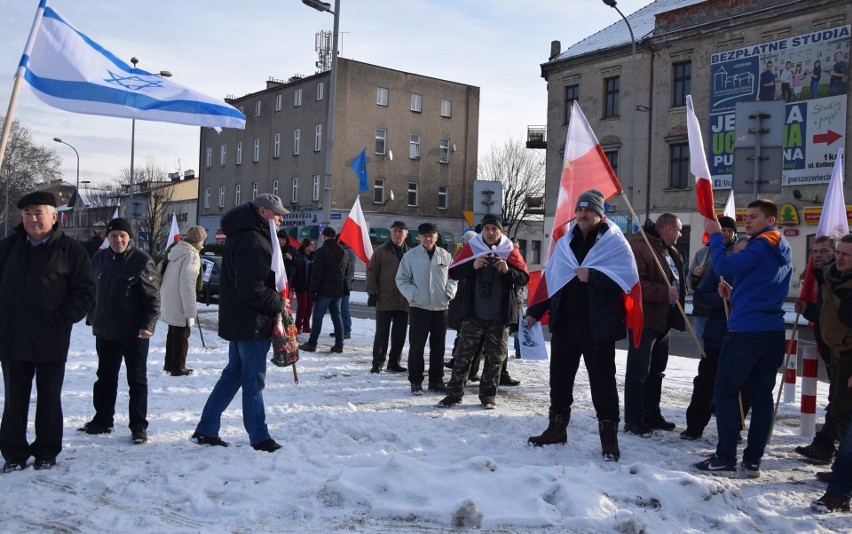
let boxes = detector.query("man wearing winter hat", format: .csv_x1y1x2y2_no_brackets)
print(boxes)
0,191,95,472
80,218,160,445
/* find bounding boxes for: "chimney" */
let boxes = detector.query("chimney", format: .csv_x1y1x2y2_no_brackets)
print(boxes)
550,40,561,60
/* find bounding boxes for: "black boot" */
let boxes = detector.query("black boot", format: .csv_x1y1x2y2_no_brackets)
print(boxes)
528,411,568,446
599,420,620,461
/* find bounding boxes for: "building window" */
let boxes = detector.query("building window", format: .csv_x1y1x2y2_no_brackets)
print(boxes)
253,138,260,162
316,82,324,101
204,187,210,209
291,177,298,204
293,129,301,155
531,240,542,264
377,87,389,107
273,132,281,159
604,149,618,178
218,185,225,208
274,94,282,111
672,61,692,107
669,142,690,188
312,174,321,201
254,100,261,117
314,124,322,151
219,144,227,166
411,93,422,112
375,128,387,155
234,184,241,204
205,147,212,169
238,105,244,115
439,138,450,163
564,84,579,125
409,133,421,159
373,178,385,203
603,76,620,117
438,186,448,209
236,141,242,165
272,179,279,196
441,99,452,117
294,88,302,107
407,182,418,206
252,182,258,199
517,239,528,259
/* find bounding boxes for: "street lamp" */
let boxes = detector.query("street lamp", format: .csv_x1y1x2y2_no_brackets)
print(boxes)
128,57,171,197
53,136,80,205
302,0,340,228
603,0,637,234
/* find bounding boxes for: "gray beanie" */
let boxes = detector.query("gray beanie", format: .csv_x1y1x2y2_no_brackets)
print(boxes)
575,189,605,217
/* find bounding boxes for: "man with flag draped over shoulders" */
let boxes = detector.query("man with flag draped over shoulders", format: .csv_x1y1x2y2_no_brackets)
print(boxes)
524,190,638,461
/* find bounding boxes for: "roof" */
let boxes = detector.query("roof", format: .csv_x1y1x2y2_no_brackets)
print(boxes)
549,0,706,63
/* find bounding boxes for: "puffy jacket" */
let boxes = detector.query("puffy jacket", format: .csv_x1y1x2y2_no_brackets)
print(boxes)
818,263,852,356
709,226,792,332
396,245,457,311
89,246,160,339
310,238,350,298
0,225,95,363
217,203,286,340
630,221,686,332
365,241,409,312
159,240,201,327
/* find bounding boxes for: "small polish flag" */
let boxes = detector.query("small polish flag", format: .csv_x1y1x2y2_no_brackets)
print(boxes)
338,197,373,265
166,213,180,246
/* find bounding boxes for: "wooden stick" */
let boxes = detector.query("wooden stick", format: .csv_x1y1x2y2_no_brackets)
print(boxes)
768,313,800,444
718,276,744,428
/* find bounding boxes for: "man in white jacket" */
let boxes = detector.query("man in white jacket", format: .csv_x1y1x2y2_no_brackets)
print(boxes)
396,223,457,395
159,226,206,376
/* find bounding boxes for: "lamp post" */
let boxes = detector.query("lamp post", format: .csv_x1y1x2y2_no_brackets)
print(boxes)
302,0,340,228
603,0,637,234
128,57,171,197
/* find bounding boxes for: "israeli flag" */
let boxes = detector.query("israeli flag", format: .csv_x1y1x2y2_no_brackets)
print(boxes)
18,1,245,129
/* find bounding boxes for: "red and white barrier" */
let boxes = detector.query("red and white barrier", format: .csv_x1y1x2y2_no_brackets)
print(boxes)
800,346,818,437
783,329,798,403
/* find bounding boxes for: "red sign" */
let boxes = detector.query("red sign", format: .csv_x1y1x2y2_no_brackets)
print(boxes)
215,229,226,243
783,229,799,236
803,205,852,225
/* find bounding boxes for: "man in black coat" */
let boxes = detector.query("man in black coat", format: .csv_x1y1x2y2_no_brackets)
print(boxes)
301,226,349,353
193,194,288,452
0,191,95,472
79,218,160,445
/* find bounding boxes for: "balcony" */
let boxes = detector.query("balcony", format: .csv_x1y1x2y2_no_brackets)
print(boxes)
526,126,547,149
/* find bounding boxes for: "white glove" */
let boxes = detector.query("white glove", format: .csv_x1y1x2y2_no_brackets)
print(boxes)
187,317,196,327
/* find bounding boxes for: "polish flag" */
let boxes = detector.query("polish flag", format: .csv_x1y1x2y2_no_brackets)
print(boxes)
99,206,120,250
450,233,527,272
338,197,373,265
166,213,181,246
722,189,736,219
800,147,847,304
269,219,290,301
686,95,716,220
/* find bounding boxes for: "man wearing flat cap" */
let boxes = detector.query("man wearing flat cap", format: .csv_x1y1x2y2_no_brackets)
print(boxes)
366,221,410,374
0,191,95,472
396,222,457,395
80,217,160,445
193,193,289,452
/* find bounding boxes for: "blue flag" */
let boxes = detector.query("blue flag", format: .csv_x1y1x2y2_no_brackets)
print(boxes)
18,1,245,129
350,149,368,194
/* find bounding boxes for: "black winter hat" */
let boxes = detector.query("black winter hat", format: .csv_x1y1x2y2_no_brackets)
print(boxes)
480,214,503,229
17,191,57,208
575,189,605,217
417,222,438,235
106,218,133,238
718,216,738,232
322,226,337,238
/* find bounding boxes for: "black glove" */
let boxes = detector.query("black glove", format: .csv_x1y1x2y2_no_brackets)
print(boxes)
367,294,377,307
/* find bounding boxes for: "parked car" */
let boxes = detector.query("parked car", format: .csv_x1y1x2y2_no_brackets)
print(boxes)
198,253,222,304
369,227,391,247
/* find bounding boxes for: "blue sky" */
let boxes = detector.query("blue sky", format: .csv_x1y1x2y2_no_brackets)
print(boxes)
1,0,650,185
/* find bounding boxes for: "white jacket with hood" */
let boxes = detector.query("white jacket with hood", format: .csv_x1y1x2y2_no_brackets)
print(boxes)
159,240,201,326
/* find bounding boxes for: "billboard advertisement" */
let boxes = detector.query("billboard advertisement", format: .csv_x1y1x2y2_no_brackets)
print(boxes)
709,26,849,188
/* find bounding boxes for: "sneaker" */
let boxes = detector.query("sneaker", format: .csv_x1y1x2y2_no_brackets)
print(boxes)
78,421,113,435
191,431,229,447
444,359,455,369
623,422,653,437
300,343,317,352
811,492,851,513
329,345,343,353
645,416,676,431
740,460,760,478
2,461,26,473
33,458,56,470
816,471,833,483
252,439,282,453
694,455,736,476
171,368,194,376
499,376,520,387
386,364,407,373
131,427,148,444
437,395,462,408
411,384,424,396
680,429,702,441
428,383,448,393
794,443,834,465
468,375,480,382
370,365,381,374
481,397,497,410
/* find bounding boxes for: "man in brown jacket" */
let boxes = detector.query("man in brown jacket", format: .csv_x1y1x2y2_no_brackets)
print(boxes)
366,221,410,373
623,213,686,436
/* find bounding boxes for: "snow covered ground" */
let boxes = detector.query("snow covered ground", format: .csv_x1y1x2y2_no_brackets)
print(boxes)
0,292,844,533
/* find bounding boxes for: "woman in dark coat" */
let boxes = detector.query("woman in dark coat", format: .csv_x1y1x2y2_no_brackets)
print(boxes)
291,238,315,333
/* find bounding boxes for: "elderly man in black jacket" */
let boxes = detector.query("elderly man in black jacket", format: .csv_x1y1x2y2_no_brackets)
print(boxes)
301,226,349,353
79,218,159,445
0,191,95,472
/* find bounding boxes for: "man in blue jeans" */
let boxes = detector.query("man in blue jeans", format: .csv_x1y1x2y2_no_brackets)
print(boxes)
300,227,349,353
192,193,289,453
695,199,792,477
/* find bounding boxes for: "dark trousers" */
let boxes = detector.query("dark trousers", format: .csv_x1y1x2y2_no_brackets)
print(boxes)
446,316,508,401
93,337,149,431
407,307,447,386
549,326,619,421
0,361,65,463
624,326,671,425
684,347,751,434
830,353,852,443
813,324,837,451
372,309,408,368
164,324,190,373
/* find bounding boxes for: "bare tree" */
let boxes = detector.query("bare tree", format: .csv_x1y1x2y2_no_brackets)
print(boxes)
116,159,178,256
478,137,545,240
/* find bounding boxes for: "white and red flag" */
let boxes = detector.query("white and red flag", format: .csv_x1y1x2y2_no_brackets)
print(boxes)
686,95,716,220
338,197,373,265
269,219,289,300
722,189,736,220
800,147,847,304
166,213,180,247
450,233,527,272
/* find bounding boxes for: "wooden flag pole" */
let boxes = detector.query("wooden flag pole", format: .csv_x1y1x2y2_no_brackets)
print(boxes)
719,276,745,429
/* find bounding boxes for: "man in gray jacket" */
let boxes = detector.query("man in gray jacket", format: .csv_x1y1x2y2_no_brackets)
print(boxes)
396,223,457,395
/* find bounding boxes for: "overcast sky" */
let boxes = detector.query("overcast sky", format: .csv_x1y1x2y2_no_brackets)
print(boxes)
1,0,650,186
